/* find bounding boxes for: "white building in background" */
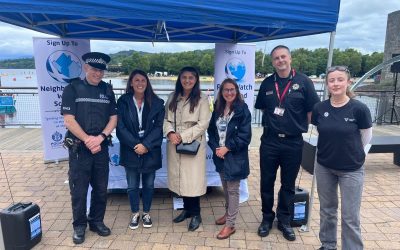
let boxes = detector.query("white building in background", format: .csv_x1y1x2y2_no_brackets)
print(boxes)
154,71,168,77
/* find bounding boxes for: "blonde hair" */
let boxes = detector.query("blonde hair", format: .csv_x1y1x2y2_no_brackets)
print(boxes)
326,66,355,98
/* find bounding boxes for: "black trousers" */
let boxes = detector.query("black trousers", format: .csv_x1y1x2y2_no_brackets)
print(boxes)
68,146,109,229
183,196,201,216
259,132,303,224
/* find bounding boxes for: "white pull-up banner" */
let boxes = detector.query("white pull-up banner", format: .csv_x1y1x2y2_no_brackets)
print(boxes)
33,38,90,162
214,43,255,113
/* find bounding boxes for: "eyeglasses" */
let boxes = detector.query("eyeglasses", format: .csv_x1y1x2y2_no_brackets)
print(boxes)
326,66,350,74
222,88,236,94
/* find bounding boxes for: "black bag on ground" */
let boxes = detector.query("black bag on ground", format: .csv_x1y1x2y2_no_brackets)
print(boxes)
290,187,309,227
0,202,42,250
176,140,200,155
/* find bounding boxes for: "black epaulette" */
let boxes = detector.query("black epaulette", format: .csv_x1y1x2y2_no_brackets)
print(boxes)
70,78,84,95
70,77,82,85
100,81,113,97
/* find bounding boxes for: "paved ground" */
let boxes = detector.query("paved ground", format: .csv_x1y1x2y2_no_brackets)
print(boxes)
0,128,400,249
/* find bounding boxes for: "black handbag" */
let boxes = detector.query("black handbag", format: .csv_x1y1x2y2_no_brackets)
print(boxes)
174,111,200,155
176,140,200,155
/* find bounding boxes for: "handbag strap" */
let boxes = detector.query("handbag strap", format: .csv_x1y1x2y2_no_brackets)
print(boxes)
173,104,203,142
174,109,177,132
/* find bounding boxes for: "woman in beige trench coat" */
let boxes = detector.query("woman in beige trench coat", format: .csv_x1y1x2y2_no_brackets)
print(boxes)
163,66,211,231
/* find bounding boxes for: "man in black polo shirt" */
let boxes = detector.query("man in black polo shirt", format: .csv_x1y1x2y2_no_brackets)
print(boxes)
61,52,117,244
255,45,319,241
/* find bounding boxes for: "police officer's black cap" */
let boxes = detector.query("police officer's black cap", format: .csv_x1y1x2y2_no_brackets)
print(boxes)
82,52,111,70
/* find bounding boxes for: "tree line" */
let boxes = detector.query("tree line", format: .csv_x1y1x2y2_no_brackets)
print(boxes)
0,48,383,77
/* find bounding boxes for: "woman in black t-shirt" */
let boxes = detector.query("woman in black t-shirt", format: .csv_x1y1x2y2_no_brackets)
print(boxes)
311,66,372,250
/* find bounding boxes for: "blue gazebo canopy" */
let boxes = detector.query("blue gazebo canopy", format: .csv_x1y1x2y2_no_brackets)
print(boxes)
0,0,340,43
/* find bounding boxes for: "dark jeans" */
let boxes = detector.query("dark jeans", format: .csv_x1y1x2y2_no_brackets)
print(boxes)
68,146,109,229
125,168,156,213
259,133,303,224
183,196,201,216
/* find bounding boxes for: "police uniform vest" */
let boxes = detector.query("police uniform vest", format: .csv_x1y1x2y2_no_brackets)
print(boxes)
69,78,114,135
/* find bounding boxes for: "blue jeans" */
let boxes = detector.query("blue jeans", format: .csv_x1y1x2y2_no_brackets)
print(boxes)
125,168,156,213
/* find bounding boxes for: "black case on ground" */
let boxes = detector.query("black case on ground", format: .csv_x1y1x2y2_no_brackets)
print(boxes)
290,188,309,227
0,202,42,250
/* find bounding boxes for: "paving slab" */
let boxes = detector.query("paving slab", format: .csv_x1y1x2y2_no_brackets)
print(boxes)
0,127,399,249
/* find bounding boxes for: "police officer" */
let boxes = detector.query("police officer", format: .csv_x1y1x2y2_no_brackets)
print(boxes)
61,52,117,244
255,45,319,241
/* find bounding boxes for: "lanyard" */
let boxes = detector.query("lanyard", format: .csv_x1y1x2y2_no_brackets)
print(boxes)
274,69,296,105
133,97,144,130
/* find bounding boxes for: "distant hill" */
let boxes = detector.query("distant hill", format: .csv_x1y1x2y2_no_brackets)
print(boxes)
0,48,383,77
111,50,150,57
0,49,150,69
0,58,35,69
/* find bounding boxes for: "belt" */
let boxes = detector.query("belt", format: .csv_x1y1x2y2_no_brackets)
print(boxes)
274,133,301,139
263,127,301,139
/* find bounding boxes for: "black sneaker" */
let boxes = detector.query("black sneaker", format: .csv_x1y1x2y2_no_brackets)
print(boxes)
129,213,140,230
142,213,152,228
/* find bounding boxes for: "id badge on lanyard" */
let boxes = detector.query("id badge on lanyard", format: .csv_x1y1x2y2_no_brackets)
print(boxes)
134,97,145,138
274,107,285,116
138,129,145,138
274,70,295,117
218,119,227,132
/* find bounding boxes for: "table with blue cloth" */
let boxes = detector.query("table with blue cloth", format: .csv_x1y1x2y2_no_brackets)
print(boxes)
106,140,249,203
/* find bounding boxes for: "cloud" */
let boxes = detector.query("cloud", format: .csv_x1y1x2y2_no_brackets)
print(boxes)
334,0,400,53
91,41,213,54
0,23,55,59
0,1,399,59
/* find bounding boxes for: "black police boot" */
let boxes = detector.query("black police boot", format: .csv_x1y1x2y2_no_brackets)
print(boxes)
257,220,272,237
89,222,111,236
277,222,296,241
188,215,202,231
173,210,191,223
72,226,85,244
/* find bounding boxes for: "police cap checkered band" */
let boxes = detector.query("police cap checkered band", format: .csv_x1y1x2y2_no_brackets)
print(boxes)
82,52,111,70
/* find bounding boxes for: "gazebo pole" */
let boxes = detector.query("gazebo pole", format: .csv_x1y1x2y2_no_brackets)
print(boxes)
324,31,336,100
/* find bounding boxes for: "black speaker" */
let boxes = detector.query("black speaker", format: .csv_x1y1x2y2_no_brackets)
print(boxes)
391,54,400,73
0,202,42,250
291,187,309,227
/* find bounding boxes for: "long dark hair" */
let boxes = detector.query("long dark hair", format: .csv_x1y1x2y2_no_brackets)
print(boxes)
215,78,244,116
125,69,156,107
168,66,201,113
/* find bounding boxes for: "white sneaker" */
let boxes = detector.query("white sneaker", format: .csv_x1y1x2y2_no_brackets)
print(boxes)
129,213,140,230
142,213,152,228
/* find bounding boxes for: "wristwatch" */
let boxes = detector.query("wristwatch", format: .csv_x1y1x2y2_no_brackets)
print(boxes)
100,133,107,139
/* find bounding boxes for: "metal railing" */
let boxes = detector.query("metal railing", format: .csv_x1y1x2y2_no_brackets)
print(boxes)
0,86,399,127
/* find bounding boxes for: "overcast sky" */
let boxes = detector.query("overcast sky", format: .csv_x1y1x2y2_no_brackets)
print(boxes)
0,0,399,60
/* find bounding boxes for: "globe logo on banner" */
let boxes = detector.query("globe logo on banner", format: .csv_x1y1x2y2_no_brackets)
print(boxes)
110,154,120,166
46,50,82,83
225,58,246,81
